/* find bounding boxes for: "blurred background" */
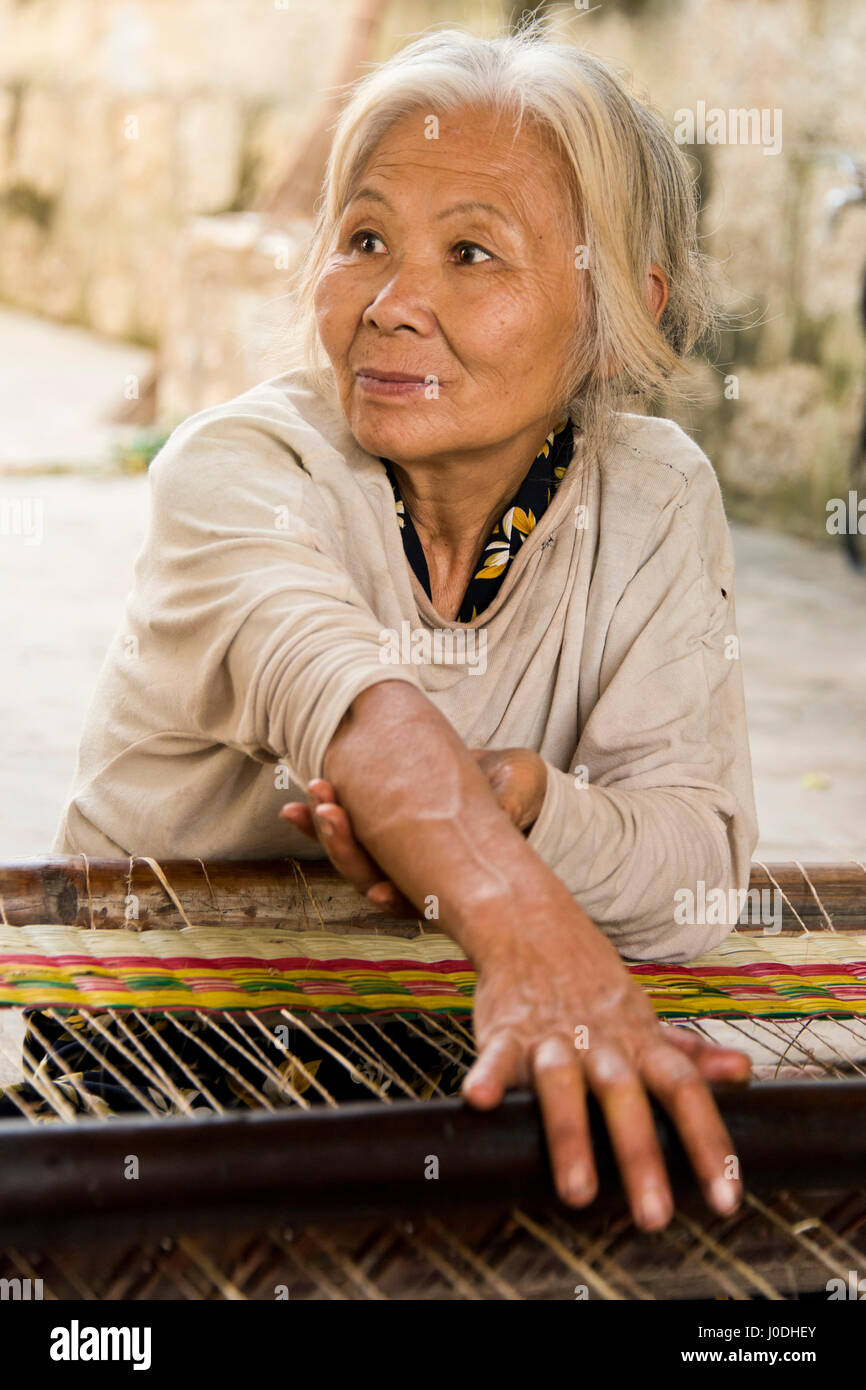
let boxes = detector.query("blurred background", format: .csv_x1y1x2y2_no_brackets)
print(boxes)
0,0,864,862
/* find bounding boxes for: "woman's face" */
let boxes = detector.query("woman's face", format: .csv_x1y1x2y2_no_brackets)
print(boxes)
314,103,582,464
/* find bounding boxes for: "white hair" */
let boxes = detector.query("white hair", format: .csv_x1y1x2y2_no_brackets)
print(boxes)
285,26,716,458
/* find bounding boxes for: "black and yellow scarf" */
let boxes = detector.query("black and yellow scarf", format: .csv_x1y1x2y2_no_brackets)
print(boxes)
382,417,574,622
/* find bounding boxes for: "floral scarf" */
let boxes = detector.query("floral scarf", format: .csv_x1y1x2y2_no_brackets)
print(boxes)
382,416,574,622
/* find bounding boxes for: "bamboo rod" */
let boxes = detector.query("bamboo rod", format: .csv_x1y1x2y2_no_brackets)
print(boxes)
0,857,864,934
0,1082,864,1245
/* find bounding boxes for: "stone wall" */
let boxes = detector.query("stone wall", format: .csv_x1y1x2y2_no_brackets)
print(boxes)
548,0,866,537
0,0,495,343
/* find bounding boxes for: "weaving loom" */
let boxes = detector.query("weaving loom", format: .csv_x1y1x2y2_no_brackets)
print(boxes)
1,856,866,1301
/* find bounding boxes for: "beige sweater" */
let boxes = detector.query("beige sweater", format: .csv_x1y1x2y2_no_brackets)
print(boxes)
54,368,759,962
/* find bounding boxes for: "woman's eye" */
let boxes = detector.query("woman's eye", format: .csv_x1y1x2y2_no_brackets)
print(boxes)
350,230,386,255
453,242,493,265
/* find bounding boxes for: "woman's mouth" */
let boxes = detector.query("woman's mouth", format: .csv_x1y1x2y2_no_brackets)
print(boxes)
354,368,432,398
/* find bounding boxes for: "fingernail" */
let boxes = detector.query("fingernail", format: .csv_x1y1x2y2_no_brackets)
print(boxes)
315,812,334,837
462,1077,496,1108
711,1177,740,1214
563,1167,595,1205
639,1189,670,1230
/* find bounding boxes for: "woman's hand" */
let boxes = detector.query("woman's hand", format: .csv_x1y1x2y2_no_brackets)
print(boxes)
280,760,752,1230
464,899,750,1229
279,747,547,917
468,747,547,831
280,776,416,916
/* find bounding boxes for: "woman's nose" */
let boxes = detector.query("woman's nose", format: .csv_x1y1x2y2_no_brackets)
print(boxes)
361,266,437,335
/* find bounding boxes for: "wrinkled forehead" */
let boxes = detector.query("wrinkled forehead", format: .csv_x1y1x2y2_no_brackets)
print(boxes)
346,102,577,232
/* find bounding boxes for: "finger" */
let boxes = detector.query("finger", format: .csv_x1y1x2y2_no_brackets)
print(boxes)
532,1036,598,1207
693,1049,751,1082
640,1042,742,1217
305,777,417,915
462,1032,525,1109
472,758,523,824
470,751,536,829
311,804,416,917
366,879,418,918
279,777,340,837
310,802,388,891
664,1026,752,1082
488,782,524,825
469,748,504,780
278,803,318,838
306,778,338,806
584,1045,673,1231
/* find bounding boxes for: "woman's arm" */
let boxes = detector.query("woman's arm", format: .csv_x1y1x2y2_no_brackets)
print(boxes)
321,682,555,948
145,411,750,1226
318,679,749,1231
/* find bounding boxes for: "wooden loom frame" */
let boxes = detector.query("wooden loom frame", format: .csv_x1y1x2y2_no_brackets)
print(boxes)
1,855,866,1301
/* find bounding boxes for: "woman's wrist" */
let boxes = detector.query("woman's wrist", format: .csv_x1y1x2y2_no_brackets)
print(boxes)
444,849,594,964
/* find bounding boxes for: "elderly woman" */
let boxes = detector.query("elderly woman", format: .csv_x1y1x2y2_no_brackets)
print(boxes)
52,30,758,1231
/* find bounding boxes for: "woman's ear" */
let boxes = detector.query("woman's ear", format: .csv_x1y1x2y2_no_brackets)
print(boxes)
646,264,669,324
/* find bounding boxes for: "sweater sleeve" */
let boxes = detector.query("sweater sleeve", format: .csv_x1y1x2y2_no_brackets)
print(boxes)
526,457,759,963
138,417,425,787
